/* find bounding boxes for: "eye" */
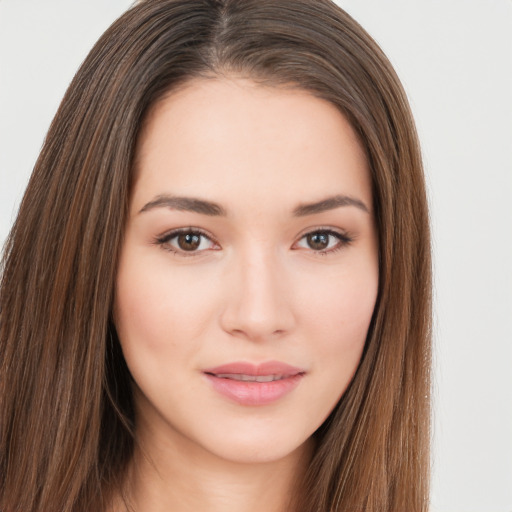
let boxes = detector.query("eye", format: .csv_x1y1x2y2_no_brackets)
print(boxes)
155,228,218,256
295,229,352,254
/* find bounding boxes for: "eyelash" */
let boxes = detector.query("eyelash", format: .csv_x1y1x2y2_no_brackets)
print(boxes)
153,227,353,258
153,228,218,258
294,228,353,256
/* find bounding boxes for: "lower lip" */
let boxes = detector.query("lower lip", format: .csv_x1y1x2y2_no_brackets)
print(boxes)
204,373,304,406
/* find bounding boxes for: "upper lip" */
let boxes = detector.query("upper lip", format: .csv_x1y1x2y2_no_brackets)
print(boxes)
203,361,305,377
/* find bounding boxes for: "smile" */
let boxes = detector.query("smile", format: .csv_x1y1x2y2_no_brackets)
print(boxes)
203,361,306,406
212,373,294,382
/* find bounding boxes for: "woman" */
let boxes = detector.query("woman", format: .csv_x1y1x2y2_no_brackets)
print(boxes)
0,0,431,511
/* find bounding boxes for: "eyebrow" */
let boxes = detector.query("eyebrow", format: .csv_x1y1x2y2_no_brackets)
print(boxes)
292,194,370,216
139,195,227,216
139,193,369,216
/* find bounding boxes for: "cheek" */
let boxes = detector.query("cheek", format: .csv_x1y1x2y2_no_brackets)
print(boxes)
301,261,378,371
286,258,378,431
114,266,170,354
113,252,226,386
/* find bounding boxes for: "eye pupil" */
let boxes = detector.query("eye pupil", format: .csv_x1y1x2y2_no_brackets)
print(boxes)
178,233,201,251
307,232,329,250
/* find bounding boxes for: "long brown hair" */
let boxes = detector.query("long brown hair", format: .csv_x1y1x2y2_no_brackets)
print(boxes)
0,1,431,510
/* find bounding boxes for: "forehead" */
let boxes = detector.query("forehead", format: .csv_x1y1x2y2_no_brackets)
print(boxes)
132,77,372,215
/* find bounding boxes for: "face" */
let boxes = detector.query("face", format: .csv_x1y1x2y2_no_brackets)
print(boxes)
114,77,378,465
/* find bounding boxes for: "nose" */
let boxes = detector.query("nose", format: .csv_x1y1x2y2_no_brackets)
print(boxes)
219,248,296,342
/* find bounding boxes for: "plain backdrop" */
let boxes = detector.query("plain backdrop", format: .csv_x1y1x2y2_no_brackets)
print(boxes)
1,1,511,511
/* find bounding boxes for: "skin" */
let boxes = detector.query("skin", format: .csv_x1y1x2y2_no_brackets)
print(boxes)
113,77,379,512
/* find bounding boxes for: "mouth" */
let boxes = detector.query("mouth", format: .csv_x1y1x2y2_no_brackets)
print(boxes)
209,373,298,382
202,361,306,406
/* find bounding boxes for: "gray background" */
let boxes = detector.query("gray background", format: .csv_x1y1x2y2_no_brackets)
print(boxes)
1,1,511,510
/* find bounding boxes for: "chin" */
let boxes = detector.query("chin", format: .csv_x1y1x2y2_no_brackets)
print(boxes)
193,421,315,466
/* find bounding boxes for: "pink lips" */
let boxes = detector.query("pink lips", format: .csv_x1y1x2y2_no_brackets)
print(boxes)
203,361,305,406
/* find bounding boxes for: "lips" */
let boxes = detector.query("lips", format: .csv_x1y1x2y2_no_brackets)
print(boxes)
203,361,305,406
213,373,289,382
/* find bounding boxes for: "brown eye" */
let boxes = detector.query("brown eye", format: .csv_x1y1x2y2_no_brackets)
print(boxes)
177,232,201,251
306,232,330,250
156,229,217,256
295,229,352,254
